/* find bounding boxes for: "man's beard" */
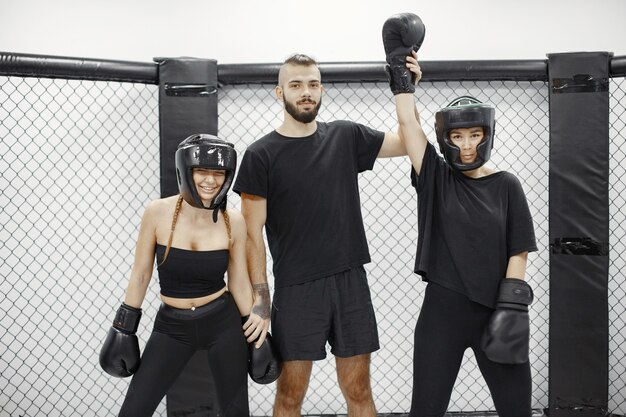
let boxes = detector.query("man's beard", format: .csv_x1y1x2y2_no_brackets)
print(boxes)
284,97,322,123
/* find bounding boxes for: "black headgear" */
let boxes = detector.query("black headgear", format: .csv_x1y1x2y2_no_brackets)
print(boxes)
175,134,237,222
435,96,496,171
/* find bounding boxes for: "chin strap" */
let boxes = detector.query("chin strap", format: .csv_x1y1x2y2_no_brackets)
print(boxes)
211,196,227,223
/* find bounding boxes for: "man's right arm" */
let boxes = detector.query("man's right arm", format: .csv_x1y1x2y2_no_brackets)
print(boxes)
241,192,271,346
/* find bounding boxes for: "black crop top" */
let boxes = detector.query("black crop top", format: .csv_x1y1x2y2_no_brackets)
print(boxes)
155,244,228,298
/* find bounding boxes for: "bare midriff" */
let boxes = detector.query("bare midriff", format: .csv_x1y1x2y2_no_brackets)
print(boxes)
160,287,227,310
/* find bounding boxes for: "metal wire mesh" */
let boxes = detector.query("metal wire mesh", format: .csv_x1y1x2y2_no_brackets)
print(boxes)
608,76,626,413
0,71,625,417
0,76,165,416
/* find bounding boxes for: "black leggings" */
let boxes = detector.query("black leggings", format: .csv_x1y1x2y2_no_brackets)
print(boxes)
410,283,532,417
118,292,249,417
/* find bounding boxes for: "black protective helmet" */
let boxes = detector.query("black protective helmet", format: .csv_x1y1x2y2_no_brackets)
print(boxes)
435,96,495,171
175,134,237,221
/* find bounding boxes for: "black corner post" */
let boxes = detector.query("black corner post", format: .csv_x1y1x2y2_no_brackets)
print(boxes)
155,57,220,416
156,57,218,198
547,52,611,417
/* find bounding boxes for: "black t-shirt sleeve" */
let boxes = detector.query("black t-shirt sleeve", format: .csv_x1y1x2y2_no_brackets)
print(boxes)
409,143,441,278
352,122,385,172
233,148,268,198
411,142,439,192
506,175,538,256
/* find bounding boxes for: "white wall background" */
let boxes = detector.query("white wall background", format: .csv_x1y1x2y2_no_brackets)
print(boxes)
1,0,625,64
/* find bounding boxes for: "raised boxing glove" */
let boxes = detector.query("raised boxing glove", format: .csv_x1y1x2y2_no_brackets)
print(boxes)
99,303,142,378
242,316,282,384
382,12,426,95
481,278,533,364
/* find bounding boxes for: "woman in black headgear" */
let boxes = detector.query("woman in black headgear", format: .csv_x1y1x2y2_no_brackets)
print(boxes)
99,134,262,416
392,52,538,417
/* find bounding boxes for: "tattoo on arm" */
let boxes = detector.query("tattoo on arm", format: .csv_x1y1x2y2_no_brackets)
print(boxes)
252,283,271,319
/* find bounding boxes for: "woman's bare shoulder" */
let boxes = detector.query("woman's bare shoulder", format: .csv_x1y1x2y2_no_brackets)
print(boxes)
144,195,179,219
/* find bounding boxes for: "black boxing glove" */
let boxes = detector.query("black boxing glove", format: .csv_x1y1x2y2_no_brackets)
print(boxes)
99,303,142,378
382,12,426,95
242,316,282,384
481,278,533,364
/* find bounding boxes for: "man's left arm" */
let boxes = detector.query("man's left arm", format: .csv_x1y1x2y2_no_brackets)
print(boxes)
377,132,406,158
377,103,421,158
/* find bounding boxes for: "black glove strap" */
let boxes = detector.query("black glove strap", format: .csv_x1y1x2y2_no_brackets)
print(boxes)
113,303,142,334
497,278,534,307
386,57,416,95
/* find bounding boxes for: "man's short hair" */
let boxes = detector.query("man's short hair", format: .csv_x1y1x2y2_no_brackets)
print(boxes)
283,53,318,67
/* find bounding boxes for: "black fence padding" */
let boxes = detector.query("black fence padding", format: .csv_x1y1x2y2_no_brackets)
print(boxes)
157,57,218,199
548,51,611,417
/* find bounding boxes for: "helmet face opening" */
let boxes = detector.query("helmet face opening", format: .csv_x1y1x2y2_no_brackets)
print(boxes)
435,96,495,171
175,134,237,210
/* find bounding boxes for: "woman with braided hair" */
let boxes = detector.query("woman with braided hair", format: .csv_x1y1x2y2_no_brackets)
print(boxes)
99,134,266,416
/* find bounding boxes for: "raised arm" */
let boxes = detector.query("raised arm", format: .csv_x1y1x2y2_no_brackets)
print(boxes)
395,52,429,175
240,192,271,347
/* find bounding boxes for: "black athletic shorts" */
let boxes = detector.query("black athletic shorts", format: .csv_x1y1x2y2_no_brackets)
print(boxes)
271,266,380,361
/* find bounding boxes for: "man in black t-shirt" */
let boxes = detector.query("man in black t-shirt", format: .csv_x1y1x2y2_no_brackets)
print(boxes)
234,53,407,416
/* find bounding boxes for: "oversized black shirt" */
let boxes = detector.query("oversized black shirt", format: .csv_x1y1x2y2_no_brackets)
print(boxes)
411,142,537,308
234,121,384,287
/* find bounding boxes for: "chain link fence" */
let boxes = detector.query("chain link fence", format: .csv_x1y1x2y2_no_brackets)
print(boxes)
1,60,625,417
608,76,626,413
0,75,164,416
